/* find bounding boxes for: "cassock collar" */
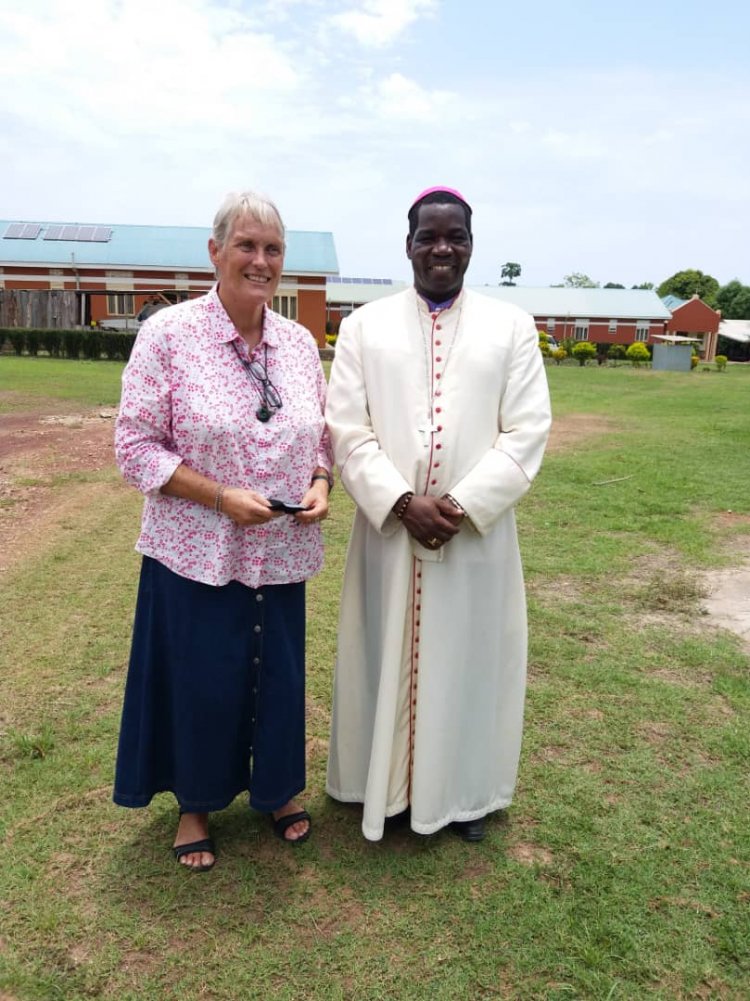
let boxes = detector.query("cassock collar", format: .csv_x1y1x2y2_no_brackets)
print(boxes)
414,286,466,316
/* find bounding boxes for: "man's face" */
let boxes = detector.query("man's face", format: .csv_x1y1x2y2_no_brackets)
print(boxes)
406,202,473,302
208,215,284,316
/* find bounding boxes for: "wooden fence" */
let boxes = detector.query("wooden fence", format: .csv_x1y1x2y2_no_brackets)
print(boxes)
0,290,80,328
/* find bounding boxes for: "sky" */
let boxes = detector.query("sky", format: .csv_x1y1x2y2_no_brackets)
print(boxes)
1,0,748,289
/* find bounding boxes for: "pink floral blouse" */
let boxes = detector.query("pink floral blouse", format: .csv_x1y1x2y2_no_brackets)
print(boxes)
115,285,333,588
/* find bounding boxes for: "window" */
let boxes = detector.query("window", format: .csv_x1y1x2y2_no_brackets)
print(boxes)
107,292,135,316
272,294,297,320
546,318,556,332
106,270,134,315
49,269,65,290
574,320,589,341
608,318,617,333
175,272,190,291
635,321,649,342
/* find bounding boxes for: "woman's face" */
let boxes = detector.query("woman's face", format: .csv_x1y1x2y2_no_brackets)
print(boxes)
209,214,285,318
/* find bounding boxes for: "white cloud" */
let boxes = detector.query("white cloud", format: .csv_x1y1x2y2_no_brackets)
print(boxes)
329,0,438,47
368,73,456,120
0,2,747,288
0,0,302,145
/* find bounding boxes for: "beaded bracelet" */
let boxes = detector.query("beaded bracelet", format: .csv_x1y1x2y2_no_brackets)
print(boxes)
393,491,414,520
214,484,225,514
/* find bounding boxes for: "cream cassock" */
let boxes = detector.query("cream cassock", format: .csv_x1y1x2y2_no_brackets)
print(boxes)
325,287,551,841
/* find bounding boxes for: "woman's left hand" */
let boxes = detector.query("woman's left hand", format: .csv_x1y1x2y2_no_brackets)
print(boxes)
294,478,329,525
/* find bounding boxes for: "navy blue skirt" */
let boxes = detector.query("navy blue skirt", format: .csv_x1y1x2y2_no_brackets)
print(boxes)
113,557,306,813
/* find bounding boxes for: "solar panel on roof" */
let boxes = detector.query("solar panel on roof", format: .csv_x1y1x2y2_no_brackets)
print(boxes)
4,223,41,239
44,225,64,240
92,226,112,242
77,226,96,241
60,225,78,240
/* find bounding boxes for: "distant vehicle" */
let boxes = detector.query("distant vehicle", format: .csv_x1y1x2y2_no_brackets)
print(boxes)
137,298,170,323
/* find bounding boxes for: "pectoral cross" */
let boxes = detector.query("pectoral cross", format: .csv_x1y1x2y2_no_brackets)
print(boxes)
417,421,438,447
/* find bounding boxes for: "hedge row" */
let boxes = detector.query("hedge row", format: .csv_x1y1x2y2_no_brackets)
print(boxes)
0,327,137,361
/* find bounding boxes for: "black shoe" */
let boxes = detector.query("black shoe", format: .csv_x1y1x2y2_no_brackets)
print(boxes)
451,818,485,842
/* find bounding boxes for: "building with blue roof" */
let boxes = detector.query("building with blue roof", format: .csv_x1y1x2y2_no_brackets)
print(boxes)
0,219,338,343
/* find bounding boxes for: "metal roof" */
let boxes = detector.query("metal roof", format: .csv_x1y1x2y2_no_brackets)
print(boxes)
0,220,338,275
718,319,750,344
661,294,688,311
327,281,671,319
473,286,671,319
327,280,408,304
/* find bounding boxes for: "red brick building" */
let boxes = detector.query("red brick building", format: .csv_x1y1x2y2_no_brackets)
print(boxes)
0,220,338,346
664,294,721,362
327,281,672,349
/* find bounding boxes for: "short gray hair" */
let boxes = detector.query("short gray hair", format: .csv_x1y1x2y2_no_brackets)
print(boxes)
212,190,285,247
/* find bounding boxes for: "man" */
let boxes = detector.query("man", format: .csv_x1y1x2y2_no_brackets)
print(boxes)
325,186,551,842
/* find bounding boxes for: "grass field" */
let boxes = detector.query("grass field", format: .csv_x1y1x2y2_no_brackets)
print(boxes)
1,358,749,1000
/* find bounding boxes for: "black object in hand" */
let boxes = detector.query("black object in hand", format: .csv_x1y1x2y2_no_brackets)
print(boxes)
269,498,311,514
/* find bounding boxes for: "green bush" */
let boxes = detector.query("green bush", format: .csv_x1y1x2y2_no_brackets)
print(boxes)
0,326,136,360
608,344,626,360
551,347,567,365
25,330,41,356
81,330,103,360
626,342,650,367
101,330,136,361
572,341,597,366
715,355,728,371
8,331,25,355
62,330,84,359
41,330,62,358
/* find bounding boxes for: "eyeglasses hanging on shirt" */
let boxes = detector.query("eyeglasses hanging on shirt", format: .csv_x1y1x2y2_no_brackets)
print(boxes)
232,341,283,422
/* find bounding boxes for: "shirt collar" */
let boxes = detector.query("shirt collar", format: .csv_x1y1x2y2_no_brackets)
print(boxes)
204,284,281,350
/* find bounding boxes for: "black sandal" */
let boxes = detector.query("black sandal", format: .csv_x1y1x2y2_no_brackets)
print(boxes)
173,838,216,871
271,810,312,845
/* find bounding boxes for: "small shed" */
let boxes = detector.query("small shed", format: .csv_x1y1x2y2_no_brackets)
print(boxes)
651,334,700,372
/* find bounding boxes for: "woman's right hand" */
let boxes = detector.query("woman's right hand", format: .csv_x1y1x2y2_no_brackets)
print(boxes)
221,488,284,526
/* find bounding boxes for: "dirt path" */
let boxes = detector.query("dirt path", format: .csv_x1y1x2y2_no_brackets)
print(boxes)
0,400,121,575
1,402,749,652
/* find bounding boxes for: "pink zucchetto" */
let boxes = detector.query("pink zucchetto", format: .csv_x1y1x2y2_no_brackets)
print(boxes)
410,186,471,210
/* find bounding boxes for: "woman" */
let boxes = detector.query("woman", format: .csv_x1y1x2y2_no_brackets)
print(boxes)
114,191,333,871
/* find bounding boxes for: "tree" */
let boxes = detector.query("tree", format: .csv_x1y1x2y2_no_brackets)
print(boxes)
500,262,521,286
715,280,750,319
631,282,654,290
603,282,625,289
657,269,719,306
561,273,600,288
